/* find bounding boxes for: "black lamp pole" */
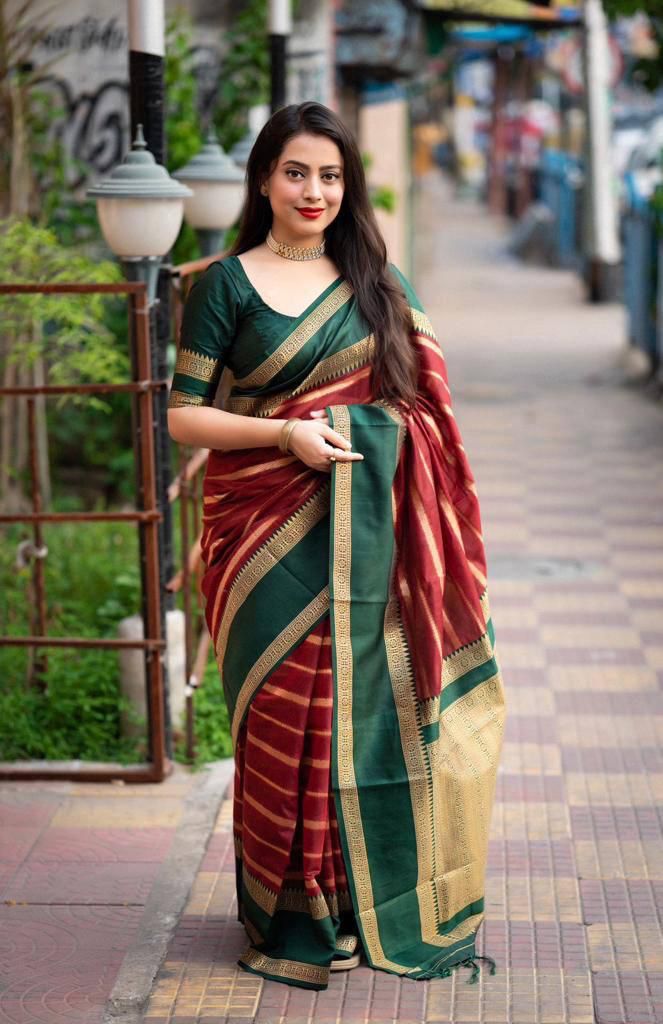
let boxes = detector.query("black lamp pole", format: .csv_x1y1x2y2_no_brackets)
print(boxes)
127,0,174,759
269,0,292,113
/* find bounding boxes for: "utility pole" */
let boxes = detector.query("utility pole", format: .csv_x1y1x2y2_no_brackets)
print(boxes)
127,0,174,759
581,0,620,301
269,0,292,113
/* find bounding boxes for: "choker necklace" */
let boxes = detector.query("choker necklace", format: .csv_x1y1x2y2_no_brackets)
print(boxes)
266,229,325,261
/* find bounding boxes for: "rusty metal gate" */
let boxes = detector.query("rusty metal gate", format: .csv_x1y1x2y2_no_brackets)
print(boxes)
0,255,218,783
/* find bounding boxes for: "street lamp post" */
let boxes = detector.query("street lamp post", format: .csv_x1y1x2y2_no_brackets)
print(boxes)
87,125,192,302
87,128,191,760
269,0,292,114
173,130,245,257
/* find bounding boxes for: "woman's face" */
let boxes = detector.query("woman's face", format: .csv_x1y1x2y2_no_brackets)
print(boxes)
263,132,345,244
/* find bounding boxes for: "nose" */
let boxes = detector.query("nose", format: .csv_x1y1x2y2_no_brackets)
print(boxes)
303,176,322,201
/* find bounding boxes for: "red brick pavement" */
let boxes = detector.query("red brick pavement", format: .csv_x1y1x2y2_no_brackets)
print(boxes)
0,773,197,1024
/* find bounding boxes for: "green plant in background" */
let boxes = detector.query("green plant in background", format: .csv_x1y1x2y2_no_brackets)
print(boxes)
214,0,270,153
165,8,205,264
361,151,398,213
0,520,145,761
0,218,125,512
174,655,234,767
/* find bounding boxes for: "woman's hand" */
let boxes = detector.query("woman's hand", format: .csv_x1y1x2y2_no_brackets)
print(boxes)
287,410,364,473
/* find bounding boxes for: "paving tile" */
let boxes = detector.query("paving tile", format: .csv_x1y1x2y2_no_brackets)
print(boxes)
26,827,177,863
1,861,161,904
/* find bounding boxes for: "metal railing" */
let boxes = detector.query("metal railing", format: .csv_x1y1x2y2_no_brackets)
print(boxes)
0,282,169,782
0,251,226,780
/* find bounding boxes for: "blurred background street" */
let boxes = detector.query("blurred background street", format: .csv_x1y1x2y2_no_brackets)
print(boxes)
2,0,663,1022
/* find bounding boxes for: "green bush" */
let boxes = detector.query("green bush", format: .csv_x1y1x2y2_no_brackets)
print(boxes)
0,516,233,766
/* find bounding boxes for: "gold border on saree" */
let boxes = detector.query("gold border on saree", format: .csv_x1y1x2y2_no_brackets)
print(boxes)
215,485,330,671
230,586,330,745
234,281,353,390
240,947,329,986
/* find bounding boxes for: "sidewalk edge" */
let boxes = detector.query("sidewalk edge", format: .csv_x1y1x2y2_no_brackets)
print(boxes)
102,757,234,1024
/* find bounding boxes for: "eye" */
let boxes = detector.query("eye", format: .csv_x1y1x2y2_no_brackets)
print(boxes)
285,169,303,179
323,173,340,182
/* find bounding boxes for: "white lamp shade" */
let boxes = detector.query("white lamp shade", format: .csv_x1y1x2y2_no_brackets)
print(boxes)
96,196,185,258
181,180,245,230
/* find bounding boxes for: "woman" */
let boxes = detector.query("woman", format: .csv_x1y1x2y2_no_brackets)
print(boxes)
167,101,506,991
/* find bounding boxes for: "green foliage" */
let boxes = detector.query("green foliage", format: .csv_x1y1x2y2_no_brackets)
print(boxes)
371,186,397,213
0,515,233,765
361,152,398,214
27,85,100,245
165,9,204,265
174,656,234,767
604,0,663,15
0,219,126,405
0,520,145,762
214,0,270,153
165,11,204,173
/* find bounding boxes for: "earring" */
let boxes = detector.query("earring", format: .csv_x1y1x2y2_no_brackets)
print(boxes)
261,186,268,196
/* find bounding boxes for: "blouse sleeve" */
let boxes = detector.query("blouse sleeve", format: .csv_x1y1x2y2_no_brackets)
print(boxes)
168,261,241,409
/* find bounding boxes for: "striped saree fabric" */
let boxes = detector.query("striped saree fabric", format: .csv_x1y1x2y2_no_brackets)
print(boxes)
172,258,507,990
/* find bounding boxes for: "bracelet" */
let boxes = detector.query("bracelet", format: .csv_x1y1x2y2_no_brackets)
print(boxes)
279,418,301,454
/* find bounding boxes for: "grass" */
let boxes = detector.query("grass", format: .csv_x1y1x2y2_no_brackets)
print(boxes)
0,515,232,766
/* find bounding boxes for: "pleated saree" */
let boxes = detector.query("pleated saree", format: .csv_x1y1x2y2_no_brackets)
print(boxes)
168,255,507,990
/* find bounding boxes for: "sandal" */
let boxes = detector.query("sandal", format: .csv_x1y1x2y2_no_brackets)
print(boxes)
330,951,361,971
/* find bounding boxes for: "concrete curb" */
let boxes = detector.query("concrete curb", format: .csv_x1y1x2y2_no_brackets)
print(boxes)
103,758,234,1024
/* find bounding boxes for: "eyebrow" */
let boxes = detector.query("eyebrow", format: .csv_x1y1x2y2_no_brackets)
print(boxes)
282,159,342,171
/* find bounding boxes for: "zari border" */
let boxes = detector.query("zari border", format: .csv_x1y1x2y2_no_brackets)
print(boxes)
230,586,330,745
215,485,330,669
167,390,206,409
383,597,437,941
291,335,375,396
329,405,405,975
442,630,495,689
242,859,352,921
239,947,329,987
335,934,359,955
234,281,354,389
174,347,220,381
225,335,375,419
410,307,438,342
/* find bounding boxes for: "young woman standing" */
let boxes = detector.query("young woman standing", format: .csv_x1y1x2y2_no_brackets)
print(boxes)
167,101,506,991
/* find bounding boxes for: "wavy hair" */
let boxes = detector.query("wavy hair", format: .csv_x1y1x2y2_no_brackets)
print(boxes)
227,101,419,408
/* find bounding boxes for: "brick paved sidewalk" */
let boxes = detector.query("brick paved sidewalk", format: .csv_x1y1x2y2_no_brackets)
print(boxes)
0,760,233,1024
141,175,663,1024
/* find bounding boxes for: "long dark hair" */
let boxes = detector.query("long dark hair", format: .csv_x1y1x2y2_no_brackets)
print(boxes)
227,102,419,408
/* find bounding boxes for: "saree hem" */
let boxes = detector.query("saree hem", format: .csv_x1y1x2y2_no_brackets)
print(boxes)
238,949,330,990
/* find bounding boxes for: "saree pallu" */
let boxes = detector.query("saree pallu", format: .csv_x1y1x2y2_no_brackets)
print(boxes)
200,273,507,990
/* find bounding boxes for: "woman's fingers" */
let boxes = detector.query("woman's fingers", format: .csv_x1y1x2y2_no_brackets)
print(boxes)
323,443,363,462
323,427,352,451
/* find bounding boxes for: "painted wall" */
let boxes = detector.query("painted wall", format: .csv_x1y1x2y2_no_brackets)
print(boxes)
16,0,333,186
359,84,411,272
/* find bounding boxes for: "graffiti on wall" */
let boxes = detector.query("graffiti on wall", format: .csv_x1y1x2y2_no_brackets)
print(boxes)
28,19,223,187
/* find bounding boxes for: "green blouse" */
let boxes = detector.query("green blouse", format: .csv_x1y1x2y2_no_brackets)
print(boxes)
168,255,349,409
168,255,422,411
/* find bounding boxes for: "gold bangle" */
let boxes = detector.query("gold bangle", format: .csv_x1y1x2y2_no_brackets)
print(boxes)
279,418,301,454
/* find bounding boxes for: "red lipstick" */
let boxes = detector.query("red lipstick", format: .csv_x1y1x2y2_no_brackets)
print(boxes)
297,208,324,219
